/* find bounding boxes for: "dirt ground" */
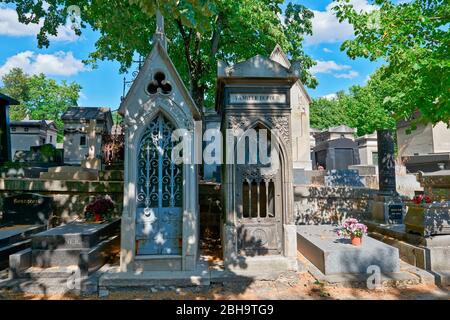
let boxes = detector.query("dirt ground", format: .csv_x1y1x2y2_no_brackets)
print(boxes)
0,270,448,300
1,236,448,300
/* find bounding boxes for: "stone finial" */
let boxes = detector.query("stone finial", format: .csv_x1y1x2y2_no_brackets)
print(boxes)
153,9,167,50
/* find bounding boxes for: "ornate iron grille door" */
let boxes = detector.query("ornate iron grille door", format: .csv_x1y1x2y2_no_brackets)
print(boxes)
135,114,183,255
236,131,283,256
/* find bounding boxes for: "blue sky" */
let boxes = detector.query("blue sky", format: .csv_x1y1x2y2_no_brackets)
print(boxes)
0,0,384,111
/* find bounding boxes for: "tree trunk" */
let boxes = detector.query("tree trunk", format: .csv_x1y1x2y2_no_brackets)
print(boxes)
191,79,205,111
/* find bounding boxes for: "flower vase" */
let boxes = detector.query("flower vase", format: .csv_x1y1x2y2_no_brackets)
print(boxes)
94,213,102,222
351,235,362,246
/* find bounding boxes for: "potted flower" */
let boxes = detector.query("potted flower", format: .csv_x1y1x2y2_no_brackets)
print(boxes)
84,196,115,223
336,218,368,246
411,194,432,205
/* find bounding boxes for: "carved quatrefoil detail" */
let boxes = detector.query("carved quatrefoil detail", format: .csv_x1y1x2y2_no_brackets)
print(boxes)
147,71,172,95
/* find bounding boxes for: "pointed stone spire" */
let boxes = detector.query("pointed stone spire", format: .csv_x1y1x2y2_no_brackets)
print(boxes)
153,9,167,50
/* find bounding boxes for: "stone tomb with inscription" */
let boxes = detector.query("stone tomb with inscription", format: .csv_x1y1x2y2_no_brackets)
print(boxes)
371,130,405,224
0,193,51,269
216,50,298,274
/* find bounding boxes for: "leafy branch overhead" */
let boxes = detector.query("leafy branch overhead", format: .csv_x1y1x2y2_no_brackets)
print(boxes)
333,0,450,125
6,0,317,109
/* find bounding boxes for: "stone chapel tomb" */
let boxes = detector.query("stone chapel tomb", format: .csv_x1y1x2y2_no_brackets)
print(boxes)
118,11,201,273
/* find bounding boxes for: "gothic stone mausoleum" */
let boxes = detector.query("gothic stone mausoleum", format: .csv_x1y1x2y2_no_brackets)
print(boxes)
114,12,308,278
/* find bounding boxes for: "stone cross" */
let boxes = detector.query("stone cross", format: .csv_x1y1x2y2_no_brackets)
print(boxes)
87,119,97,160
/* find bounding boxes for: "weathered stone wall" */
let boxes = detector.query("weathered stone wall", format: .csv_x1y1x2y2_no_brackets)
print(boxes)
0,178,124,223
294,185,376,225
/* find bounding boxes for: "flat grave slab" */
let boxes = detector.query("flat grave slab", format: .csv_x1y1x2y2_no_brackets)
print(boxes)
27,219,120,272
0,225,45,269
297,225,400,275
32,219,120,250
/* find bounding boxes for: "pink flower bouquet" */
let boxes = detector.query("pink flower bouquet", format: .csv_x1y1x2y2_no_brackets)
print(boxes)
337,218,368,239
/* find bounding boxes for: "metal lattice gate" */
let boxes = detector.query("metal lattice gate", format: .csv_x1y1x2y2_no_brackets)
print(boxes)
135,114,183,255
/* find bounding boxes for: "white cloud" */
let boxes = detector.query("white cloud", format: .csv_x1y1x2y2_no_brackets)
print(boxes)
334,70,360,79
323,48,333,53
310,60,351,74
0,51,86,77
305,0,376,45
0,7,78,42
322,93,338,100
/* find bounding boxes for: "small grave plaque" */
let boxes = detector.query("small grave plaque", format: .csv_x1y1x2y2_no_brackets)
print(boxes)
388,204,404,224
2,193,52,226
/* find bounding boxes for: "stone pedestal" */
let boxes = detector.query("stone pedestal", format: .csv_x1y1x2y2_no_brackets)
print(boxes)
371,194,405,224
405,202,450,236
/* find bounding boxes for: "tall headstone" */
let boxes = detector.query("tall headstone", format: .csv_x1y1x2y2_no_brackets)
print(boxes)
0,93,19,164
81,119,101,170
377,130,396,194
371,129,405,224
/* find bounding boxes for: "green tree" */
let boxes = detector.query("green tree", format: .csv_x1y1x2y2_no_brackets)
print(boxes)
310,71,395,136
7,0,317,109
0,68,29,120
333,0,450,125
0,68,81,142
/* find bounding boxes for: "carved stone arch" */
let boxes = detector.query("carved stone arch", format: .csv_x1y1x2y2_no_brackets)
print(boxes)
128,94,193,129
233,116,290,170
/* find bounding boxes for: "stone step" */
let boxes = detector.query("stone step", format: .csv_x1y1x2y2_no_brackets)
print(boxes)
0,239,31,270
99,170,124,181
47,166,98,174
39,171,98,181
99,269,210,288
31,235,120,271
17,266,81,279
0,275,98,295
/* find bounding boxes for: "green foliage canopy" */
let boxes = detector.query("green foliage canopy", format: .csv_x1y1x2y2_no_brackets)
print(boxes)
0,68,81,142
5,0,317,109
333,0,450,124
310,68,396,136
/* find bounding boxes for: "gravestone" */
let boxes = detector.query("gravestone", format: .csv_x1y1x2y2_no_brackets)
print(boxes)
0,93,19,164
29,219,121,274
371,130,405,224
297,225,400,275
7,219,121,293
2,193,52,226
81,119,102,170
324,169,365,187
0,193,51,269
377,130,396,194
